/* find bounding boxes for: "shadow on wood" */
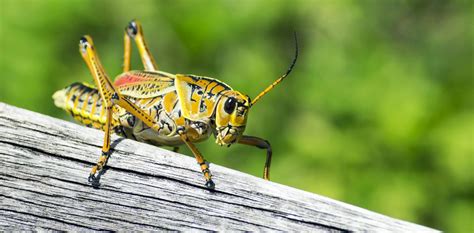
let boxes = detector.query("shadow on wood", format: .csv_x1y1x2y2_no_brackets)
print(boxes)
0,102,438,232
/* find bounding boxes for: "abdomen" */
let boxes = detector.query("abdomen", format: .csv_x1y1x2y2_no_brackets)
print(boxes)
53,82,118,131
53,82,211,146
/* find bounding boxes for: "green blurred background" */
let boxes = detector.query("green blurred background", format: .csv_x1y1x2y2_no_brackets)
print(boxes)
0,0,472,231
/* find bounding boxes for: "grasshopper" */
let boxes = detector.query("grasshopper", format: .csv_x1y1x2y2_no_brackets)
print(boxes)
53,20,297,189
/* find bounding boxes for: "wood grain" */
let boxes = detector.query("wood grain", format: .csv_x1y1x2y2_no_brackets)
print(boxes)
0,102,438,232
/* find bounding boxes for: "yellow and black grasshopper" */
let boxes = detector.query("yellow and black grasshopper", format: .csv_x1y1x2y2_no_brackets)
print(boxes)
53,20,297,189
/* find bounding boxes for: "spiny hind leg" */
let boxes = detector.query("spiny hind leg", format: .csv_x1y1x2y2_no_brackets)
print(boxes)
81,35,162,131
80,36,162,184
123,19,158,72
122,24,132,72
79,36,119,184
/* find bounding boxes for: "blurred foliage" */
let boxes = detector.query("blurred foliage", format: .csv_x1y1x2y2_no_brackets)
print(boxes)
0,0,472,231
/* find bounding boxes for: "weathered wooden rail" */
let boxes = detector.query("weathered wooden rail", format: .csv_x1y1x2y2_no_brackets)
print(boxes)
0,102,437,232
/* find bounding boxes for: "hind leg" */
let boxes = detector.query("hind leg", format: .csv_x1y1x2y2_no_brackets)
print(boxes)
80,36,163,183
123,19,158,72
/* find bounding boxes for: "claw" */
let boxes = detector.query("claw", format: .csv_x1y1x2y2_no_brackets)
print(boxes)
205,180,215,190
88,174,101,188
88,174,96,183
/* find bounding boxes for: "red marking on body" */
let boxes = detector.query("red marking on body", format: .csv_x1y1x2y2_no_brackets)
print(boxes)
114,74,148,87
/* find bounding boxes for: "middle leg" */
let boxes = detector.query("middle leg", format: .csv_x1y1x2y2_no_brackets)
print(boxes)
179,133,215,189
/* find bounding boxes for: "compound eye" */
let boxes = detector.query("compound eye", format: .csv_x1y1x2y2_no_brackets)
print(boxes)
126,20,138,37
224,97,237,114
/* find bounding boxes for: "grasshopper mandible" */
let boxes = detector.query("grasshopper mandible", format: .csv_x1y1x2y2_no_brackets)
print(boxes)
53,20,298,189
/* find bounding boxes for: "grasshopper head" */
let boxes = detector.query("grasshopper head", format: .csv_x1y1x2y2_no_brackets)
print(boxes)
215,91,251,146
214,33,299,146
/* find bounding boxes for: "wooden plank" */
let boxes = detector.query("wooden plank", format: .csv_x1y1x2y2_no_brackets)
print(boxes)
0,102,438,232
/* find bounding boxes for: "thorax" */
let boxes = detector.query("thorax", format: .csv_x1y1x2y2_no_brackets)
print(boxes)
112,71,231,146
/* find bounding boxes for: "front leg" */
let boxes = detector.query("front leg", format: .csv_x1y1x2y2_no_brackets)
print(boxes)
238,135,272,180
178,129,215,189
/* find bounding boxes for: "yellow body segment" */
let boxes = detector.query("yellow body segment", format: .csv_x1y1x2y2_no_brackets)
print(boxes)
175,74,231,121
54,71,233,146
